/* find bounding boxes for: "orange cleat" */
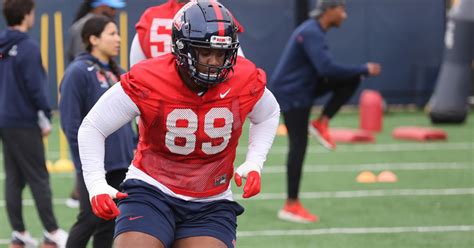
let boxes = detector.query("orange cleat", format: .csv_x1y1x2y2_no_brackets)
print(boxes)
278,201,319,223
309,117,336,150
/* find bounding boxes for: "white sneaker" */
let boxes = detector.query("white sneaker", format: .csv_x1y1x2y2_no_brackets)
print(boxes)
65,198,79,208
43,229,68,248
11,231,38,248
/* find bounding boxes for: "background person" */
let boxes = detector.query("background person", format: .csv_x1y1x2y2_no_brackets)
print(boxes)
0,0,68,246
65,0,127,208
67,0,126,63
60,16,136,248
269,0,381,223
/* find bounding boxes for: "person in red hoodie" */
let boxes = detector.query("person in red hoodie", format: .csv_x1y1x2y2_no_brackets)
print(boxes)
129,0,244,67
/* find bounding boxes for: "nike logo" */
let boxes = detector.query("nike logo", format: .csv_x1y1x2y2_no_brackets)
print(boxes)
87,66,94,71
220,88,231,99
128,216,144,221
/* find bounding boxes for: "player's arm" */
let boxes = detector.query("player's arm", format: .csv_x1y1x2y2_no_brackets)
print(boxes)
234,88,280,198
78,83,140,220
17,45,52,120
130,34,147,67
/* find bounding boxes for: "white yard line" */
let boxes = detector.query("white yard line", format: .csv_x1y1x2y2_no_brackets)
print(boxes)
263,162,473,173
1,225,472,243
0,142,471,160
1,188,473,207
0,161,471,180
236,188,474,201
238,142,474,154
237,225,474,237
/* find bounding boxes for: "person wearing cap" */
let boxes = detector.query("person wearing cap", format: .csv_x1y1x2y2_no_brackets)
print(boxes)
269,0,381,223
67,0,126,63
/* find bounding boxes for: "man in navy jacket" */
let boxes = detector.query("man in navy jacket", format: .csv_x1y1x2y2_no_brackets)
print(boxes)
0,0,68,246
269,0,381,223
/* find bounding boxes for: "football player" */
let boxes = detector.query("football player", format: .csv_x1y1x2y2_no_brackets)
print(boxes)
130,0,244,66
78,1,280,247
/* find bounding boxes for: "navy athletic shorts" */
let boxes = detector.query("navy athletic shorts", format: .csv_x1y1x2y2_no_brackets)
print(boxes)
115,179,244,248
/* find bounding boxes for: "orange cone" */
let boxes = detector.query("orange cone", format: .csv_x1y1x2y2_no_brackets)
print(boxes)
276,124,288,136
356,171,377,183
377,170,398,183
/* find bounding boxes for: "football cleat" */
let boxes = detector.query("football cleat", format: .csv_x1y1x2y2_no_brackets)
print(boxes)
309,117,336,150
278,201,319,223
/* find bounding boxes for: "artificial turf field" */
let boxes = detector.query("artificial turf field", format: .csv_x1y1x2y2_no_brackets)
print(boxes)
0,110,473,247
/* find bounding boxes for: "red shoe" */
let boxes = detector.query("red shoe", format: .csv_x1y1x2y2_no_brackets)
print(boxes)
278,201,319,223
309,117,336,150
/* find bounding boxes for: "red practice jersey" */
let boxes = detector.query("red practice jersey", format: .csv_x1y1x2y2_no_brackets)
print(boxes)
136,0,244,59
121,54,265,197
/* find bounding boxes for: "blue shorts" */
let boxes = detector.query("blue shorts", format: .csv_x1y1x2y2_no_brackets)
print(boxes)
115,179,244,248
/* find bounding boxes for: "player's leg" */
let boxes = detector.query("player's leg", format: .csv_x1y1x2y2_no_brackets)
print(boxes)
9,127,59,232
310,77,361,150
278,108,318,223
172,236,227,248
173,200,244,248
317,76,361,119
1,128,27,232
114,179,175,248
115,231,164,248
282,107,311,201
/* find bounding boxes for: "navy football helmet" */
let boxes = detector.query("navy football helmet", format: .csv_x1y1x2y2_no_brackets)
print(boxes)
172,0,240,87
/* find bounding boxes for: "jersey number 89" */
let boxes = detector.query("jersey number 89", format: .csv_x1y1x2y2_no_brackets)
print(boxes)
165,108,233,155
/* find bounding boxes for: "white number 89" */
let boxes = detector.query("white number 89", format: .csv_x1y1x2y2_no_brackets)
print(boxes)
165,108,233,155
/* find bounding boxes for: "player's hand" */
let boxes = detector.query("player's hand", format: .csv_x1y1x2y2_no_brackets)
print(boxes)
367,62,381,76
234,161,262,198
89,184,128,220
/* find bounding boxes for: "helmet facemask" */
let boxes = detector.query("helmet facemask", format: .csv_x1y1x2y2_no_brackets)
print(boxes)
175,37,239,88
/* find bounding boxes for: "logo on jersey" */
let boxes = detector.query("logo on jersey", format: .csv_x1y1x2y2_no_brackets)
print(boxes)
220,88,231,99
214,174,227,186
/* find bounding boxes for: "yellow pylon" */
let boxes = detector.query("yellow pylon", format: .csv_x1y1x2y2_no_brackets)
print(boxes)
53,11,74,173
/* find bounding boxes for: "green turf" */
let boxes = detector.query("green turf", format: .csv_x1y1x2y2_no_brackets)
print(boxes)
0,110,473,247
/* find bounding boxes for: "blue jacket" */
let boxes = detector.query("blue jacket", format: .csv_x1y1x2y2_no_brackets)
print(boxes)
59,53,135,172
0,29,51,127
269,19,369,112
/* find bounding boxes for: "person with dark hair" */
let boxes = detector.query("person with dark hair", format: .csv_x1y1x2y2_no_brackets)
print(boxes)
77,1,279,247
59,15,136,248
129,0,244,67
67,0,126,63
65,0,126,209
0,0,68,247
269,0,381,223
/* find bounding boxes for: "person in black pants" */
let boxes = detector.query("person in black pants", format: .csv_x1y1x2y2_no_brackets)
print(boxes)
269,0,381,223
59,16,135,248
0,0,69,247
